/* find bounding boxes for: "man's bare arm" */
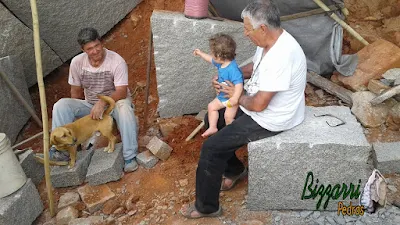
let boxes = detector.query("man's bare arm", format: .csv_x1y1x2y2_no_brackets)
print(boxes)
239,91,275,112
109,85,128,102
71,85,84,99
240,63,254,79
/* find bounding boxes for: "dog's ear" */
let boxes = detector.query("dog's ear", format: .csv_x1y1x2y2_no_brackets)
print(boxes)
50,133,58,146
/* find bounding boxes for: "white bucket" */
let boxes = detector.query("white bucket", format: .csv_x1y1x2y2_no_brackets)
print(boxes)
0,133,27,198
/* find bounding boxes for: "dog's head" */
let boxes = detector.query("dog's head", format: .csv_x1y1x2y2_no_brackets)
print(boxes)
50,127,77,149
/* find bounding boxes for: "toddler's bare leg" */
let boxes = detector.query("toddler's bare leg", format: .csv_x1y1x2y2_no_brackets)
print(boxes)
202,98,225,138
224,105,239,125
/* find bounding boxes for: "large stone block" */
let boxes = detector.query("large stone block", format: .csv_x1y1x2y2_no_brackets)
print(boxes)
151,11,254,118
0,56,34,143
51,149,94,188
0,6,62,87
86,143,124,186
18,149,45,185
1,0,143,62
0,179,43,225
333,39,400,91
373,142,400,174
247,106,373,211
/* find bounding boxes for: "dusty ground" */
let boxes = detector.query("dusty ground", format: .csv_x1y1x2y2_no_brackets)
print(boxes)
13,0,400,224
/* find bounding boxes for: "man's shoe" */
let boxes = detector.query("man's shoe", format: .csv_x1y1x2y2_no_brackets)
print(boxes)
124,158,138,172
34,147,70,166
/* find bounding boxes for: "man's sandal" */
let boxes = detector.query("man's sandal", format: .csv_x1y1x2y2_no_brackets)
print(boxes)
179,203,222,219
220,167,248,191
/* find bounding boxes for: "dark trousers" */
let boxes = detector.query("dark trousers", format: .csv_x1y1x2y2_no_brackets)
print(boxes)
195,108,280,213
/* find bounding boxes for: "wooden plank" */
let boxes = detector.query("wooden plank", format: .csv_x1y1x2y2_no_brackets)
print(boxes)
307,71,354,106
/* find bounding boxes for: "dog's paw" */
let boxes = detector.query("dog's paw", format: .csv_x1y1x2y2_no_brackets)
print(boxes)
107,148,115,153
103,147,108,152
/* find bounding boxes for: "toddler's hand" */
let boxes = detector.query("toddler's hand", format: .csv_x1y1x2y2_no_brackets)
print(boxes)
193,49,201,56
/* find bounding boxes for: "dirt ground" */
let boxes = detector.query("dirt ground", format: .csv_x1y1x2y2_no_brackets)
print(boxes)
14,0,400,224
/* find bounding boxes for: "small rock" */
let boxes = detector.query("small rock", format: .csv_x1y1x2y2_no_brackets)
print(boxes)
68,216,104,225
274,216,281,222
117,215,129,222
58,192,80,210
102,199,120,215
56,206,79,225
315,89,324,99
225,198,232,202
179,179,188,187
128,209,137,216
113,207,125,216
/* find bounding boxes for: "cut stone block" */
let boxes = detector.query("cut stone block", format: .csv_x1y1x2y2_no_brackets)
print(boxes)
151,10,254,118
86,143,124,186
0,6,62,87
334,39,400,91
51,149,94,188
136,150,159,169
367,79,391,95
0,56,35,143
77,184,116,213
18,149,45,185
1,0,143,62
146,136,172,161
158,120,179,137
247,106,373,211
373,142,400,174
0,179,43,225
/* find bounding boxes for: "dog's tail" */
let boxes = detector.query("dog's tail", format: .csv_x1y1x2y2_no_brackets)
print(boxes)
98,95,116,115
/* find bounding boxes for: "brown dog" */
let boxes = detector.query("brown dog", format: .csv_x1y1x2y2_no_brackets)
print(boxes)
50,95,117,168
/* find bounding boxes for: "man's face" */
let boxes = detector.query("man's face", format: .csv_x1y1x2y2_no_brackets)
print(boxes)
82,40,104,61
243,17,262,46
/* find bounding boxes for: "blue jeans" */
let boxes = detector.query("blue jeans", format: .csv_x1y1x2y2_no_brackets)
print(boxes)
52,98,138,160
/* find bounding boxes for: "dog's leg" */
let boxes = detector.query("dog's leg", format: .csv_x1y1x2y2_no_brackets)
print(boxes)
68,146,77,169
107,134,117,153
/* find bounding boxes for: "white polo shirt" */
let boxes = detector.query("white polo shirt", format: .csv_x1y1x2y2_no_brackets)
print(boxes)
240,30,307,132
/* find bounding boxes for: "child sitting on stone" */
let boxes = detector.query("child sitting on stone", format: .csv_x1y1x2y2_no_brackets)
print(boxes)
193,33,244,137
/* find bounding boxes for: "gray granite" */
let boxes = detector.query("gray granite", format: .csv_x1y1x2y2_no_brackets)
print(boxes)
247,106,373,211
373,142,400,174
0,56,35,143
1,0,143,62
18,149,44,185
51,149,94,188
86,143,124,186
136,150,159,169
0,6,62,87
0,179,43,225
146,136,172,161
151,11,254,118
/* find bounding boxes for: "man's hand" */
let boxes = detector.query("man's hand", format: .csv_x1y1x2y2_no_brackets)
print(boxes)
219,80,236,99
90,100,107,120
212,75,221,94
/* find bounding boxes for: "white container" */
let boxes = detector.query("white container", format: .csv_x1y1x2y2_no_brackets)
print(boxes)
0,133,27,198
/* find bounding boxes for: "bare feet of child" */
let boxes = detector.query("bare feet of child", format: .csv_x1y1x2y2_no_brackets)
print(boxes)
201,127,218,138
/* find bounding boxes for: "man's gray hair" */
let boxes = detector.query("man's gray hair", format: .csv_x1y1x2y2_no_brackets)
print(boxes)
241,0,281,30
77,27,100,47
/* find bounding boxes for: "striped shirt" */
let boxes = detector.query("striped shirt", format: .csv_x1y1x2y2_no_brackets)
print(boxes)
68,49,130,104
